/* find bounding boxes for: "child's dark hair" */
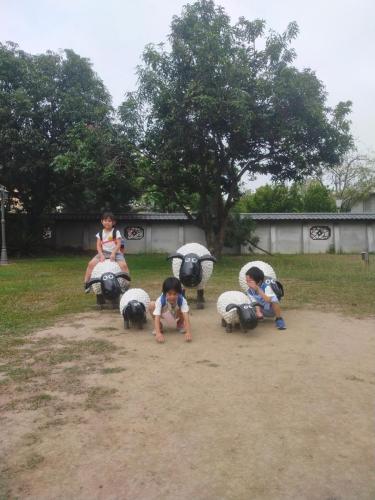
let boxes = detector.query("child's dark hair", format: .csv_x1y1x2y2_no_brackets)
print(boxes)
162,277,182,295
246,266,264,284
101,211,116,222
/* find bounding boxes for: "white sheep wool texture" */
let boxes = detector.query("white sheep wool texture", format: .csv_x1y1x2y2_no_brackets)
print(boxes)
172,242,214,289
119,288,151,315
239,261,277,293
90,260,129,295
217,291,251,325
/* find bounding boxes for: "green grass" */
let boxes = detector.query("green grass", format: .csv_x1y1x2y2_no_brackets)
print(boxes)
0,254,374,340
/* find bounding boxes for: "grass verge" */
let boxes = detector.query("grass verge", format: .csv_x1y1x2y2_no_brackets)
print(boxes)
0,253,374,338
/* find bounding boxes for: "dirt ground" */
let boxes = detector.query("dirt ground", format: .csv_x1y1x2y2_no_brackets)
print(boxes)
1,302,375,500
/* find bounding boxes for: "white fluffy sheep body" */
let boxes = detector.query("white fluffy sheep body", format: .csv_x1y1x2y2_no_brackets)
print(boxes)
239,260,277,293
217,291,251,326
119,288,150,329
90,260,129,295
171,242,214,290
119,288,151,314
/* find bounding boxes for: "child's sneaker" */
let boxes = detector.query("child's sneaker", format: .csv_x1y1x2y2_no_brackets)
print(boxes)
275,317,286,330
84,283,91,294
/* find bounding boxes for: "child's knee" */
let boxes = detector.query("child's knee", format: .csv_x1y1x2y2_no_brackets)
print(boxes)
148,302,155,314
120,261,129,271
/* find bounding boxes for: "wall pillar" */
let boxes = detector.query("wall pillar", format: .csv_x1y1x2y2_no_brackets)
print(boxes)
178,224,185,247
301,224,309,254
145,224,152,253
367,223,375,252
333,223,341,253
270,224,277,253
83,225,90,250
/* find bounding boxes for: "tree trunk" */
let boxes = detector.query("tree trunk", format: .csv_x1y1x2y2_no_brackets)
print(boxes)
203,213,229,258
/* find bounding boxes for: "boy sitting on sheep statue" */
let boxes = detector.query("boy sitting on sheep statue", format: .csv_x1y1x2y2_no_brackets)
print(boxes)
241,263,286,330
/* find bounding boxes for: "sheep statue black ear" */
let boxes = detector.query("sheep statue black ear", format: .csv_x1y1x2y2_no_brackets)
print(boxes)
166,253,184,261
115,272,131,282
86,277,102,287
225,303,239,312
199,254,217,263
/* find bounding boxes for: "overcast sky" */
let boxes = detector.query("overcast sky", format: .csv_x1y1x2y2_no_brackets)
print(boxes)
2,0,374,159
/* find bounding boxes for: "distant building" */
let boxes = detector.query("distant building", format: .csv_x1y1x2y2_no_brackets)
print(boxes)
351,190,375,213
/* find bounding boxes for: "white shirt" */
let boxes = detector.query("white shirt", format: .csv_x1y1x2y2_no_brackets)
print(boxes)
96,229,122,252
153,295,189,317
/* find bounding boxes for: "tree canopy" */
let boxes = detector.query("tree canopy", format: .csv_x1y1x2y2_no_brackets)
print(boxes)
236,181,336,213
120,0,352,254
0,42,137,221
324,152,375,211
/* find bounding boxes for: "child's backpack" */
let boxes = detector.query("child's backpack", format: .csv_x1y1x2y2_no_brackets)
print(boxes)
262,278,284,300
160,293,184,308
99,228,118,242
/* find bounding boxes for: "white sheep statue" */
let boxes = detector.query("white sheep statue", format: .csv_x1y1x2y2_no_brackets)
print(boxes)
217,291,258,332
238,260,284,300
119,288,150,330
167,242,216,309
87,260,131,308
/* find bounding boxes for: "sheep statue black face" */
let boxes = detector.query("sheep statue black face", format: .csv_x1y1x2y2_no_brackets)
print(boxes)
119,289,151,330
168,243,216,309
217,291,259,333
87,260,131,308
225,303,258,331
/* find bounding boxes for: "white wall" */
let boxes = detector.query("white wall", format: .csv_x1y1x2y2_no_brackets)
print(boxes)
56,219,375,254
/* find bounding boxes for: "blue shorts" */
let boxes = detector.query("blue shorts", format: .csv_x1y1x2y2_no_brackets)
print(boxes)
95,250,125,262
261,302,275,317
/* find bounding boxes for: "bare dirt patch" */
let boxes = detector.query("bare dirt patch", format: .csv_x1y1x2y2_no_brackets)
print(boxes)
1,305,375,499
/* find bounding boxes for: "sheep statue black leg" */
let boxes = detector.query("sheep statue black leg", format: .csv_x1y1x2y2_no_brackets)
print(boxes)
96,294,105,309
197,289,205,309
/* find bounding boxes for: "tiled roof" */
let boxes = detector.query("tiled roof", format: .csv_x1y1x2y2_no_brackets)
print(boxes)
244,213,375,221
52,212,375,222
52,212,192,221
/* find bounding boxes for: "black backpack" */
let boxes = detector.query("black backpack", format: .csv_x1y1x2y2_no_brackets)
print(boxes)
99,228,117,242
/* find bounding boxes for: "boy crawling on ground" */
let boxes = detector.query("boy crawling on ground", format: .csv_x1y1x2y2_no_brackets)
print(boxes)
149,277,192,343
84,211,129,291
246,267,286,330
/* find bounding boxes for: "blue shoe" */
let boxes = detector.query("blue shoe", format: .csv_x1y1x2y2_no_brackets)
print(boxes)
275,317,286,330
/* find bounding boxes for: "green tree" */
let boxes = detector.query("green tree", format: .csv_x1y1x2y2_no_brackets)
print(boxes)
302,180,336,212
224,212,259,252
236,184,303,212
120,0,352,255
52,123,138,212
0,42,127,223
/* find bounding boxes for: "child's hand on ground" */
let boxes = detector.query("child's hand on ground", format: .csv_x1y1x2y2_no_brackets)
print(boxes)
184,331,192,342
155,332,165,343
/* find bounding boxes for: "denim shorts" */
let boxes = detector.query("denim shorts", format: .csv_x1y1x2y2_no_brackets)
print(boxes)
95,250,125,262
262,302,275,317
